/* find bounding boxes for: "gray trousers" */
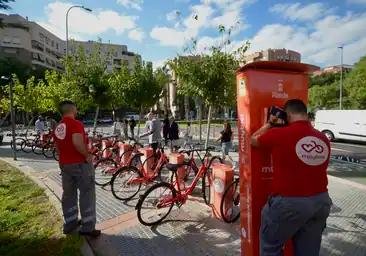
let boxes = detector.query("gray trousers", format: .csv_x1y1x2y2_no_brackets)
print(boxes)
260,192,332,256
60,162,96,233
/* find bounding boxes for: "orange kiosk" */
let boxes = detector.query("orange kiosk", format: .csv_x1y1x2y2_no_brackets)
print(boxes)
236,61,319,256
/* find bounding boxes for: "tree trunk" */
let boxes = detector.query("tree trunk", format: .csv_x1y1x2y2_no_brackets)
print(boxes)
205,105,212,149
184,95,189,121
93,106,100,134
137,106,143,136
0,112,10,126
25,115,36,135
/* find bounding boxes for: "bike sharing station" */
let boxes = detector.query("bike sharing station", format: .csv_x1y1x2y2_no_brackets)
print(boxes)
236,61,319,256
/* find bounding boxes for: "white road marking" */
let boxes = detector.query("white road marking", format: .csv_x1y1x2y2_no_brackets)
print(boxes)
331,147,353,153
331,142,366,149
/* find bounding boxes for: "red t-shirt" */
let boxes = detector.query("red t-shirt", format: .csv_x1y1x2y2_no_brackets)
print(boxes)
257,120,330,197
53,117,87,165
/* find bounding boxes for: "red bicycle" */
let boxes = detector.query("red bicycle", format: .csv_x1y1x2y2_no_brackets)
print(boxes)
110,141,171,201
135,146,222,226
93,139,143,186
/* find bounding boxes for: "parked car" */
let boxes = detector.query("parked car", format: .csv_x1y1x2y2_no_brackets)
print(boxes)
82,119,94,124
98,118,113,124
125,114,140,121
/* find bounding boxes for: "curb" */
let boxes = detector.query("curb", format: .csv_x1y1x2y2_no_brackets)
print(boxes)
0,157,95,256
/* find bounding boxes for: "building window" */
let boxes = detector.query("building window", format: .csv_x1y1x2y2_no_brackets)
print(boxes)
3,36,11,44
51,40,54,47
114,51,118,57
4,48,16,54
56,43,59,50
13,37,20,45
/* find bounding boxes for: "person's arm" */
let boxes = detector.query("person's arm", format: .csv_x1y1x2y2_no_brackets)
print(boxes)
71,122,89,160
251,124,282,148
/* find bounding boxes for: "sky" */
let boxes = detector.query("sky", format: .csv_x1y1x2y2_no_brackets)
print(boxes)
3,0,366,69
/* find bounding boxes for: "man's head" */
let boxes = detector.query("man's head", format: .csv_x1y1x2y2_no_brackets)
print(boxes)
147,112,154,121
283,99,308,123
58,100,77,119
38,115,43,121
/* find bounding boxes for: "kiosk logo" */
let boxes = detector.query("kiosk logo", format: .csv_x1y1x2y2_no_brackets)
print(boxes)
238,77,246,96
272,80,288,99
296,136,329,166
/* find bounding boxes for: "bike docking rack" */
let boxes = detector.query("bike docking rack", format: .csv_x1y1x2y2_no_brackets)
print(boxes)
236,61,319,256
330,155,366,166
211,163,235,221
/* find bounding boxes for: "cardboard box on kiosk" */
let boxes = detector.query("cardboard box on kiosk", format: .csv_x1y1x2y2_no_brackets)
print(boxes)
236,61,319,256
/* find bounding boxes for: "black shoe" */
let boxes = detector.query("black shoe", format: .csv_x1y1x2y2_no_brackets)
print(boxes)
79,229,102,237
63,219,82,234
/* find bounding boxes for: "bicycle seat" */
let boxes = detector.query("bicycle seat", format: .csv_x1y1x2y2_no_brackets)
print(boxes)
132,152,144,157
166,163,185,172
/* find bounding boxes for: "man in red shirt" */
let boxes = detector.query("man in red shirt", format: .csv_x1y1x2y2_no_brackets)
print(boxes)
53,100,101,237
251,99,332,256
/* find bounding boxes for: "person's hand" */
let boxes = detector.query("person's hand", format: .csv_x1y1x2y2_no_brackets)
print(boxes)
269,112,284,125
87,154,93,163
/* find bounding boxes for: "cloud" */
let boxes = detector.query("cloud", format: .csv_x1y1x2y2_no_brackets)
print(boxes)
228,12,366,66
152,59,168,71
166,10,178,21
117,0,144,11
128,28,145,42
269,3,329,22
151,0,253,47
37,2,138,40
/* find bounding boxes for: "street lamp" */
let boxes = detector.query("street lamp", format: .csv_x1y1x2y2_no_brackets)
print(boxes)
338,46,343,110
1,76,17,160
65,5,92,57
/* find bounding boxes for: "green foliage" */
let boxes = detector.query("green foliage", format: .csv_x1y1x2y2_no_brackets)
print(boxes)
309,72,345,88
0,58,45,85
343,56,366,109
308,55,366,110
62,39,112,110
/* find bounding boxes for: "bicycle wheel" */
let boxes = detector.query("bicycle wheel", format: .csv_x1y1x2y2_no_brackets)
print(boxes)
42,142,54,158
21,139,34,153
32,140,44,155
202,156,223,205
142,154,159,175
94,158,118,186
220,178,240,223
136,182,176,226
110,166,142,201
10,138,25,152
53,149,59,161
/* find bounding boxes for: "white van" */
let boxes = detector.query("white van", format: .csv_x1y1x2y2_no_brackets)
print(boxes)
314,110,366,142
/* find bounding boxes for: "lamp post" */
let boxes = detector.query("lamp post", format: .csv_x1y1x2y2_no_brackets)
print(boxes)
1,76,17,160
65,5,92,58
338,46,343,110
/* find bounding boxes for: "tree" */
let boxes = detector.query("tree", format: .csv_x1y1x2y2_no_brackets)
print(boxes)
0,0,14,28
62,39,113,132
168,12,249,147
343,55,366,109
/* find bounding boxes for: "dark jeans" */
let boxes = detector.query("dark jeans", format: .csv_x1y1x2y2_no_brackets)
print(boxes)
260,192,332,256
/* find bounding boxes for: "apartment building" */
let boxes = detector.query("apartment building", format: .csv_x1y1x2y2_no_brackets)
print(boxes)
0,14,141,74
68,40,141,73
0,14,65,72
312,64,353,76
243,48,301,64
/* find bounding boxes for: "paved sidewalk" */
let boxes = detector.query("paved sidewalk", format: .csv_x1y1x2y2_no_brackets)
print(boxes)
1,138,366,255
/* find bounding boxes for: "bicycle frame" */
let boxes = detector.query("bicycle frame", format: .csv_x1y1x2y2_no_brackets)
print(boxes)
128,148,169,185
157,152,213,208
